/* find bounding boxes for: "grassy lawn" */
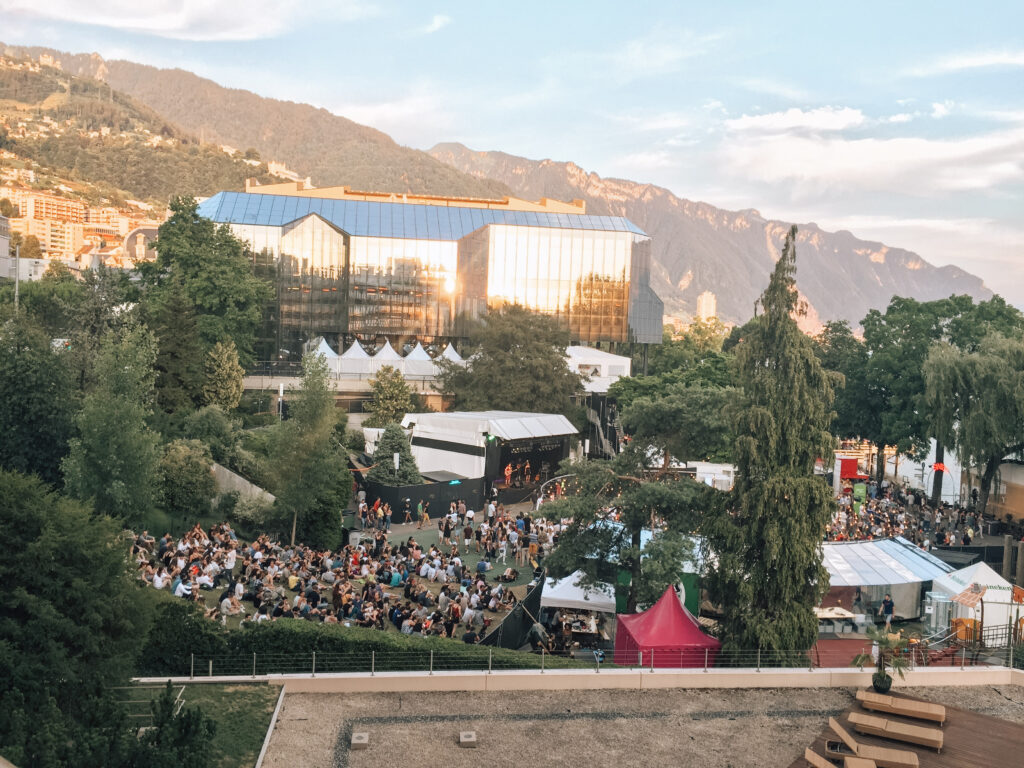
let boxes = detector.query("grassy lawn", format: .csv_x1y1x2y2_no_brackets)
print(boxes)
125,683,280,768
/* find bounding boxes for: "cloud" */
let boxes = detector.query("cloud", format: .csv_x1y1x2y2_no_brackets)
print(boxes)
550,28,722,85
719,126,1024,194
735,77,809,102
0,0,376,42
931,100,954,118
888,113,914,124
725,106,866,133
416,14,451,35
909,49,1024,76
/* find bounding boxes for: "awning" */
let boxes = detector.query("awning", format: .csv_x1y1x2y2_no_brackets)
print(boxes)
822,537,953,587
541,570,616,613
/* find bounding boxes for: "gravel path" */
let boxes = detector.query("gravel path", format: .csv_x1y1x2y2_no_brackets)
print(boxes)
261,686,1024,768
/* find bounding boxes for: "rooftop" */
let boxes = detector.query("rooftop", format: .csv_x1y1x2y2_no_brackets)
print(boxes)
197,190,646,241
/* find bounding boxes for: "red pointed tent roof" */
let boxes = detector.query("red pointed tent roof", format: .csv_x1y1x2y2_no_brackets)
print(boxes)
618,587,721,649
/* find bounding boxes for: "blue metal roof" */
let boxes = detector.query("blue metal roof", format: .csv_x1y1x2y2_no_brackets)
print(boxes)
197,191,647,240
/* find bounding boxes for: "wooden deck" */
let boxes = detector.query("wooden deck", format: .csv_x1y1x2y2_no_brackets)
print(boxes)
789,692,1024,768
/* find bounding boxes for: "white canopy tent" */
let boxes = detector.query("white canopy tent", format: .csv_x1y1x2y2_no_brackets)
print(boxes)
541,570,616,613
821,537,953,619
565,345,631,393
338,340,372,376
439,343,464,364
403,342,436,377
309,337,338,359
369,339,404,374
932,561,1016,632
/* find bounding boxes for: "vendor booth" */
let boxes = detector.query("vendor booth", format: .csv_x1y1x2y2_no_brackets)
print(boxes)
930,561,1017,642
542,571,616,651
821,537,953,624
613,586,720,668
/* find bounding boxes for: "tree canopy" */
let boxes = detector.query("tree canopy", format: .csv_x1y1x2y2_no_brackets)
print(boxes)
269,353,348,547
202,339,245,411
703,226,837,652
0,316,73,485
368,422,423,486
0,470,151,766
364,364,415,427
435,304,584,424
924,333,1024,515
145,196,271,366
62,322,161,524
539,449,707,613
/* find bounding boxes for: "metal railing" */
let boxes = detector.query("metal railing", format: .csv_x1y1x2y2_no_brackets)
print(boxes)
163,644,1008,681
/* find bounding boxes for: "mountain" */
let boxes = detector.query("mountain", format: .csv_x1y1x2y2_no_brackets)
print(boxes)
0,43,510,200
428,143,991,326
2,43,992,327
0,55,282,206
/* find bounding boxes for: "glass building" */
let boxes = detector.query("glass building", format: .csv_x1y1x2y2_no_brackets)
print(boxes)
197,185,663,358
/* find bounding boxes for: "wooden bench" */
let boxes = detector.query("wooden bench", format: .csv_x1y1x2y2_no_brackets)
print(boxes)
849,712,943,752
806,747,876,767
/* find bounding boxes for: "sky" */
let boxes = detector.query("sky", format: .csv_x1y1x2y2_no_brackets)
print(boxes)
2,0,1022,303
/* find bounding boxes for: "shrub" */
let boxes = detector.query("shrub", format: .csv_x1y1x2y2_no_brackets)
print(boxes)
137,596,228,676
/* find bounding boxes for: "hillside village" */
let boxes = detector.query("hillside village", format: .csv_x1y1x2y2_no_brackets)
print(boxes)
0,53,307,279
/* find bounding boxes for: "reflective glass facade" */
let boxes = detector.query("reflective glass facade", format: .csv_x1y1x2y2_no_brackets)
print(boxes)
200,191,662,358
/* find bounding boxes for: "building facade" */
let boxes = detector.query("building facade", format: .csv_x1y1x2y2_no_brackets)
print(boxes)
197,182,663,358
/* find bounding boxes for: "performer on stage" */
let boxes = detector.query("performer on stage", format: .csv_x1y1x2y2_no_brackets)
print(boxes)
504,462,513,487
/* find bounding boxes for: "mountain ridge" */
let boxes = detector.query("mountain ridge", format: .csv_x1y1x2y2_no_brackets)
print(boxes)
428,142,991,325
1,42,992,327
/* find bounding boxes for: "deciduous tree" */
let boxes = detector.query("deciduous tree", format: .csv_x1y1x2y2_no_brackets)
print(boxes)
62,323,161,524
159,439,216,523
539,449,707,613
0,316,73,484
364,364,414,427
436,304,584,425
269,353,348,547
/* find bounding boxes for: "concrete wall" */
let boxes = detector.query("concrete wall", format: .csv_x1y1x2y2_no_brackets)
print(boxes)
211,462,275,505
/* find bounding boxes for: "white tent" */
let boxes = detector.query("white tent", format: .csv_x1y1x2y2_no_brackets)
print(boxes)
369,340,404,374
821,537,953,619
439,343,465,364
932,561,1016,631
309,337,338,359
338,340,372,376
541,570,616,613
403,342,436,377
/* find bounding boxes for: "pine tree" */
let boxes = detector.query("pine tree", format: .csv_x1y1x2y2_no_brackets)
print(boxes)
368,423,422,485
148,278,203,417
202,339,245,411
704,226,837,652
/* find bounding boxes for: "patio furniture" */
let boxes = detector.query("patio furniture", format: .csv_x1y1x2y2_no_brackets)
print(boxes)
856,690,946,726
806,747,876,767
828,717,920,768
848,712,943,752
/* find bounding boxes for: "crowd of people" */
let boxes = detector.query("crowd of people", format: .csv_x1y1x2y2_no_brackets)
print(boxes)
130,498,557,644
827,483,982,549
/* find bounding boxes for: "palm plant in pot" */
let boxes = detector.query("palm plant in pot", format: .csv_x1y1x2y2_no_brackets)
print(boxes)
852,625,910,693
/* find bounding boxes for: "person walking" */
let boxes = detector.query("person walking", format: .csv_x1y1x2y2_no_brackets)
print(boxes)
879,593,895,630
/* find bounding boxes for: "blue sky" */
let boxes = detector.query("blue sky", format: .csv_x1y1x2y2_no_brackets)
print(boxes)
2,1,1022,302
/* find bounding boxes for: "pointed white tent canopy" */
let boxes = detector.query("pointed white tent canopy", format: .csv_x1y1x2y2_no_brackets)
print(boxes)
440,343,465,364
403,342,436,377
370,339,404,374
338,340,372,376
314,337,339,359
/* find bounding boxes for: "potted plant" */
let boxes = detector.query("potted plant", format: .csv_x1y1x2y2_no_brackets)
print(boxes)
852,625,910,693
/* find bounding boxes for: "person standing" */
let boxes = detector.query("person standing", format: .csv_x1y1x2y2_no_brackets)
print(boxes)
879,593,895,629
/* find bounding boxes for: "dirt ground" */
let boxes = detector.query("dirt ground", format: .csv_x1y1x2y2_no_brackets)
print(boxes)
259,685,1024,768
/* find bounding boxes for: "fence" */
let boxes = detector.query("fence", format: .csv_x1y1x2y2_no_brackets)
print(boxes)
176,645,1012,680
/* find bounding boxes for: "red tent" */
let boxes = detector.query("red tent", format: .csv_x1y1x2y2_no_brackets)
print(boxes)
613,587,721,668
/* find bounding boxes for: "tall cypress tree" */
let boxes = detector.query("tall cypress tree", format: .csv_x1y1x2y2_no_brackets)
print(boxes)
704,226,837,652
